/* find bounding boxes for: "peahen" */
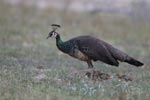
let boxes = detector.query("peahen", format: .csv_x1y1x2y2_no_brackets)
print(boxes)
47,24,144,72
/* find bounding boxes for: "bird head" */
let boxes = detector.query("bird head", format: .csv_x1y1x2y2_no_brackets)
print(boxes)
47,24,61,39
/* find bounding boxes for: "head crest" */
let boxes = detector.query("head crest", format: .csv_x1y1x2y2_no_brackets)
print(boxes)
51,24,61,31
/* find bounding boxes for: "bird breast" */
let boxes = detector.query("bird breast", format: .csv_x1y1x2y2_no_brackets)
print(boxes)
69,48,89,61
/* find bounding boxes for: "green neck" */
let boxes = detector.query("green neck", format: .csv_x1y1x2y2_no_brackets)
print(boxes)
56,34,63,47
56,34,71,53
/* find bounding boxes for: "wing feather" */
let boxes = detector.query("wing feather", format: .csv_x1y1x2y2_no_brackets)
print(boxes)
68,36,119,66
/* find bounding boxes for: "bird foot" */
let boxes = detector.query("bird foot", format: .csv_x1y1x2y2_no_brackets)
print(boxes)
69,69,111,81
85,70,111,80
68,69,132,81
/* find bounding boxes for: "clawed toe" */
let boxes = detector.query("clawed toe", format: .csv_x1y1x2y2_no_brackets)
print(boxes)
85,70,111,80
69,69,132,82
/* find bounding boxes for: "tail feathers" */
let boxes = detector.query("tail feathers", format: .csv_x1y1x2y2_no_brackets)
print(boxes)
125,57,144,67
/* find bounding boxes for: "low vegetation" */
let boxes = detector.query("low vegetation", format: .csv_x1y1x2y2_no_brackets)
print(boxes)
0,1,150,100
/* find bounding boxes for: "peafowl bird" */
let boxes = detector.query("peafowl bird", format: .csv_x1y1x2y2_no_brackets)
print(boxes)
47,24,144,73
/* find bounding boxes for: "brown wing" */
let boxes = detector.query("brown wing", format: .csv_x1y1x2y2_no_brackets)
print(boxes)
68,35,143,67
68,36,119,66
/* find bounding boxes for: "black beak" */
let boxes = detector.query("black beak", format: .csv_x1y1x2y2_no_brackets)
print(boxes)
47,31,52,39
46,36,50,39
46,35,50,39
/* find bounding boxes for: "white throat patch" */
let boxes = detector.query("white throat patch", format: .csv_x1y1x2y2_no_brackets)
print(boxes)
52,32,57,38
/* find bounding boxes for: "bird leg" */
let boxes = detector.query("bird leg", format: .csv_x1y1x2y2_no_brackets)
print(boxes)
86,60,95,79
69,60,95,79
87,60,93,69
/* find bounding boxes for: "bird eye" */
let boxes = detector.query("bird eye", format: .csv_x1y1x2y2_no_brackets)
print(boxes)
51,32,57,37
52,32,55,35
